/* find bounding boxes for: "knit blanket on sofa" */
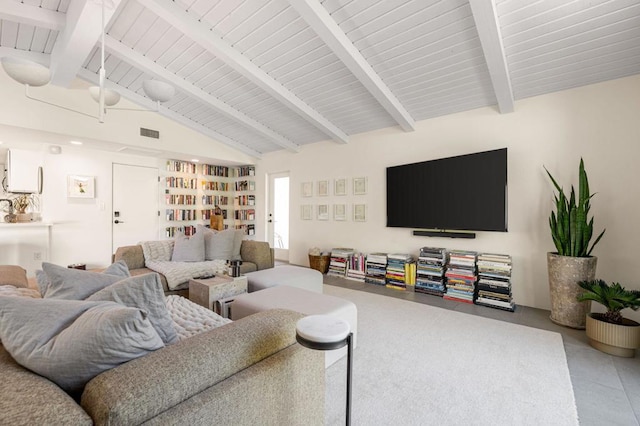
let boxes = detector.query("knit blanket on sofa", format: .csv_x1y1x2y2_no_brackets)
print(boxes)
145,260,227,290
165,295,231,340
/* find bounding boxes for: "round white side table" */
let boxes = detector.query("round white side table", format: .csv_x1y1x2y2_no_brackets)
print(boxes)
296,315,353,426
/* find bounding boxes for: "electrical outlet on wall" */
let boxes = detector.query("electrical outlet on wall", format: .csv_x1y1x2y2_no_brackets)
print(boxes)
33,252,42,261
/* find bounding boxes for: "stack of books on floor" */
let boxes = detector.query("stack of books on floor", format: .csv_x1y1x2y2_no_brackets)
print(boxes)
475,253,515,312
346,252,366,281
365,253,387,285
327,248,355,277
444,250,477,304
415,246,447,296
386,253,414,290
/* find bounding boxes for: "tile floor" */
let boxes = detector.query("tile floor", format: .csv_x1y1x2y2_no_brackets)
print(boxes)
323,274,640,426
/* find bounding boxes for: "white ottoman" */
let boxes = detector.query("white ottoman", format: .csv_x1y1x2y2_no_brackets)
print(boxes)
244,265,323,293
231,285,357,367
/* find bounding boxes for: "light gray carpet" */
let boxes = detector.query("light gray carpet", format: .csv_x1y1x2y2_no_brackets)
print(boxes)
324,285,579,426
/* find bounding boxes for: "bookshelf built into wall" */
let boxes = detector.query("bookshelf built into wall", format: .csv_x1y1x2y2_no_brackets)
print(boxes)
163,160,256,238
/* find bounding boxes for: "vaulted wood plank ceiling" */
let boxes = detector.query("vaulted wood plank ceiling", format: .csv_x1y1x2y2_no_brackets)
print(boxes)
1,0,639,158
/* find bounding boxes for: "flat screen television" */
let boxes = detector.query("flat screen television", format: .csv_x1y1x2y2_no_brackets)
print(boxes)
386,148,507,232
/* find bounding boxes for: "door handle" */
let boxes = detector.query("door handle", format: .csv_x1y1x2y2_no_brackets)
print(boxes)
114,220,125,224
268,219,272,223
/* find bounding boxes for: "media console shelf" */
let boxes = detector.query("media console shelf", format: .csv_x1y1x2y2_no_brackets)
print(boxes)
413,230,476,239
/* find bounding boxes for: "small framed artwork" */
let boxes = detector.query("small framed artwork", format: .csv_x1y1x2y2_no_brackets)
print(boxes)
334,204,346,221
301,182,313,197
317,180,329,197
334,178,347,196
353,177,367,195
353,203,367,222
67,175,95,198
301,204,312,220
317,204,329,220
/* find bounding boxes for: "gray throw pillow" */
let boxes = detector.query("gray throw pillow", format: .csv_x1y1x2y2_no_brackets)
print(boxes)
197,225,235,260
231,229,244,261
87,273,178,345
0,297,164,394
40,261,130,300
171,231,205,262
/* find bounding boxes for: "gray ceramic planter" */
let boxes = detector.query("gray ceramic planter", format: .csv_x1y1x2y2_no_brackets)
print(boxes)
547,253,597,329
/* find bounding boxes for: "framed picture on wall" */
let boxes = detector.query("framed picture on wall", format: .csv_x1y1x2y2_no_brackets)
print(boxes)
301,182,313,197
334,178,347,196
353,177,367,195
317,180,329,196
301,205,312,220
317,204,329,220
353,203,366,222
334,204,346,221
67,175,95,198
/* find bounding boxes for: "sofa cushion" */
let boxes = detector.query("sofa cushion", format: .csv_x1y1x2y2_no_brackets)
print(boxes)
39,261,130,299
197,225,236,260
0,266,28,288
0,297,164,394
172,231,205,262
87,273,179,345
241,241,273,270
140,240,174,262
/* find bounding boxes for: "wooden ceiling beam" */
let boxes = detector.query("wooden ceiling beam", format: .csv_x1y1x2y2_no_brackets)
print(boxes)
289,0,415,132
469,0,515,113
104,36,300,153
138,0,348,144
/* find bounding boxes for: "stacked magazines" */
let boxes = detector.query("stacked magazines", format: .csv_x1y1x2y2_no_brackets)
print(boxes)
415,247,447,296
443,250,477,304
328,248,355,277
365,253,387,285
346,252,366,281
475,253,515,312
386,253,414,290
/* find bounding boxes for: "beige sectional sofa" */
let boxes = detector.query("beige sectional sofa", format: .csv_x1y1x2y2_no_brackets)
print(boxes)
114,240,274,297
0,264,324,425
1,309,324,425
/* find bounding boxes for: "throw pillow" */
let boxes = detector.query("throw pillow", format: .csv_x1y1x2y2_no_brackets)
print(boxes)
0,297,164,394
87,273,178,345
231,229,244,261
140,240,174,262
171,231,205,262
197,225,235,260
0,266,28,288
41,261,130,300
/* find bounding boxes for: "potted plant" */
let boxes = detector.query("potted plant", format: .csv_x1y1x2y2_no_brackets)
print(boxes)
545,159,605,328
578,279,640,357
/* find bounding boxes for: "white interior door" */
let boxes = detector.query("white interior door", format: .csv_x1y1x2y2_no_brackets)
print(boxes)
267,172,289,262
112,163,159,253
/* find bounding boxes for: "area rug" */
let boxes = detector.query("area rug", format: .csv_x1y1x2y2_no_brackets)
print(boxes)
323,285,579,425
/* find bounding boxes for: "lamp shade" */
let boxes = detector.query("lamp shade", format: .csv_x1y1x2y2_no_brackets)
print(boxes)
88,86,121,106
1,57,50,87
143,80,175,103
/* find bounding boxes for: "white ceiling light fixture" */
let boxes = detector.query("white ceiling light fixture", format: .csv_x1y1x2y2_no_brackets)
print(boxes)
0,0,174,123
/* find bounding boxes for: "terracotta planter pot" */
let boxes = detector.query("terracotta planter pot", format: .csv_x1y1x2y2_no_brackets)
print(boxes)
586,313,640,358
547,253,597,329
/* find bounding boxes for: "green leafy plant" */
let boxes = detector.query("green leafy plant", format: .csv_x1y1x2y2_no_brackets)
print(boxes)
545,158,605,257
578,279,640,324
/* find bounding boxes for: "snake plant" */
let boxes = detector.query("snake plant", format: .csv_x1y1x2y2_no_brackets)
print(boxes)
578,279,640,324
545,159,605,257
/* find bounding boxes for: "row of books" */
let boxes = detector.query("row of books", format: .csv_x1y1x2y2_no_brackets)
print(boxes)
166,194,197,205
202,181,230,191
166,177,198,189
203,195,229,206
235,180,255,191
166,160,197,174
326,248,514,312
236,195,255,206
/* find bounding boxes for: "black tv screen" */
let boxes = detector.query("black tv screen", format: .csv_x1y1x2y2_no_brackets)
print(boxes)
386,148,507,232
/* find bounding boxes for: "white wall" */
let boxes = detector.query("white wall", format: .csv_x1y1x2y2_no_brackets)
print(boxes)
256,74,640,315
